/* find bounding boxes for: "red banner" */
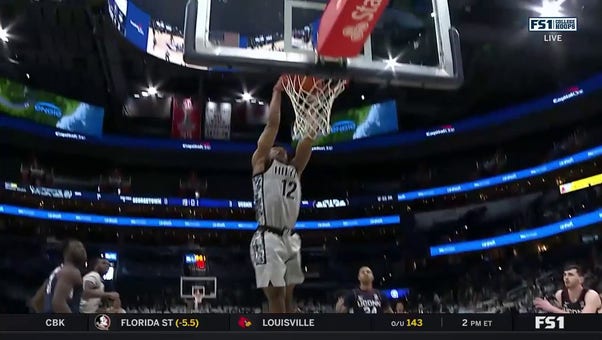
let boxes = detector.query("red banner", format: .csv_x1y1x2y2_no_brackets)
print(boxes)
318,0,389,57
171,97,202,139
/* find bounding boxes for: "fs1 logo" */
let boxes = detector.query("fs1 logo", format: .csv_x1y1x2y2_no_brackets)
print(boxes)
528,17,577,43
535,316,565,330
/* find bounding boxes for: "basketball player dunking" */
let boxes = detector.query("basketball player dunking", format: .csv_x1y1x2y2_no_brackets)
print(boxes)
336,266,393,314
533,264,602,313
80,258,120,313
250,77,315,313
30,240,87,313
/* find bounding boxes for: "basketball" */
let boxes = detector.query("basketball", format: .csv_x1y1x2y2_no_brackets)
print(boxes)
282,75,319,92
299,76,318,92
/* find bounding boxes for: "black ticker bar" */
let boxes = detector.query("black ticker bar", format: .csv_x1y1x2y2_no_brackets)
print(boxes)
231,315,371,332
442,314,513,331
1,314,602,332
514,314,602,332
89,314,229,332
0,315,89,331
372,314,442,331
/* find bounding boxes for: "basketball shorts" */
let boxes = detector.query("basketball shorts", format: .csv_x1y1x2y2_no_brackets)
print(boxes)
250,229,304,288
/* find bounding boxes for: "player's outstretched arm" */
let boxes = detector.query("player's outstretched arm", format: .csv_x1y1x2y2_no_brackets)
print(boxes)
534,290,567,313
291,136,314,176
82,278,120,300
252,80,283,174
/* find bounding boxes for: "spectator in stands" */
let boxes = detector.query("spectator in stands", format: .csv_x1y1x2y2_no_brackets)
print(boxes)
394,301,407,313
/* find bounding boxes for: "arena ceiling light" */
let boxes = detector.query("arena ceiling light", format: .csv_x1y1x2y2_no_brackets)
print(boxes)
0,26,9,43
241,92,253,102
384,53,402,72
534,0,566,17
133,85,160,99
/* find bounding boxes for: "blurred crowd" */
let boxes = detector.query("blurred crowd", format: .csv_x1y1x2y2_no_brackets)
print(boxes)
2,124,599,203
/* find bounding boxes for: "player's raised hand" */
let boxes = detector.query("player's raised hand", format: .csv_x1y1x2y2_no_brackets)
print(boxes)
274,77,284,92
533,297,554,312
105,291,120,300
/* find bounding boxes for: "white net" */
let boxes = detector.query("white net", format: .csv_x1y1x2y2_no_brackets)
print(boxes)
281,75,347,140
192,286,205,311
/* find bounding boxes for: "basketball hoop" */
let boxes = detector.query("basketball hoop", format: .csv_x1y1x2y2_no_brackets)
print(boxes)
281,74,347,140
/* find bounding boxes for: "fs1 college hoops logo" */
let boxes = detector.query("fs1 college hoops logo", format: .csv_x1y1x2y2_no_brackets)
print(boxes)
528,17,577,43
94,314,112,331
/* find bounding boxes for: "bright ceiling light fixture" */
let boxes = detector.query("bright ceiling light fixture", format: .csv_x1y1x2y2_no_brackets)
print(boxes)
384,54,401,72
0,26,9,43
242,92,253,102
147,86,158,96
535,0,566,17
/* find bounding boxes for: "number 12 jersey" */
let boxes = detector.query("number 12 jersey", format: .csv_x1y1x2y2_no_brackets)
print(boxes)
253,160,301,229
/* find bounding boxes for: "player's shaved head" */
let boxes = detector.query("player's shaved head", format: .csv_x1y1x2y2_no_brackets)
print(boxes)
62,239,87,267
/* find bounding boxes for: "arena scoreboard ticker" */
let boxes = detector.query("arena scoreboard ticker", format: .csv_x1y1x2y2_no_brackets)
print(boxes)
0,314,600,332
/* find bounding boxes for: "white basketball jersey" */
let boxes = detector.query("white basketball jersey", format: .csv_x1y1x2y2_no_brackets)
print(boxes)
80,271,104,313
253,160,301,229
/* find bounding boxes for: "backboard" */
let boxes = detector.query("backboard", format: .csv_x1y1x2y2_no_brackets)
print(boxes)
180,276,217,299
184,0,463,89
